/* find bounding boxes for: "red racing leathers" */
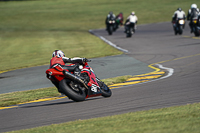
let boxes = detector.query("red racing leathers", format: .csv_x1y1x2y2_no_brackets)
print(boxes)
50,57,86,68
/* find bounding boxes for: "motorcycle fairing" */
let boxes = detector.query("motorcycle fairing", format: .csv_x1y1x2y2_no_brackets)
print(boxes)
46,64,71,82
81,66,103,97
86,84,102,98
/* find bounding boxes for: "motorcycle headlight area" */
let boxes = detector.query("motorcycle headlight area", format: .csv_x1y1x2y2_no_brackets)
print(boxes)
179,20,185,25
109,20,115,23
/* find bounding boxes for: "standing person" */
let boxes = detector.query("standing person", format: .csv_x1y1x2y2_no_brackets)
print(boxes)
124,11,138,33
187,4,199,33
172,8,186,29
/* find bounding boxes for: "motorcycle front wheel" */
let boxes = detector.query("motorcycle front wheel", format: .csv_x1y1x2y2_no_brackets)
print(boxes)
59,79,86,102
108,26,113,35
194,27,200,37
101,83,112,97
179,26,183,35
97,80,112,97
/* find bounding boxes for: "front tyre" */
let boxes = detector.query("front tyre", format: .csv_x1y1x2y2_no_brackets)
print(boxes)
179,26,183,35
59,79,86,102
97,80,112,97
108,26,113,35
101,83,112,97
194,27,200,37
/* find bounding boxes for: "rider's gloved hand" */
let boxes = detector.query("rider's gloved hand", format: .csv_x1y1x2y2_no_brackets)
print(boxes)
82,58,91,62
82,58,87,62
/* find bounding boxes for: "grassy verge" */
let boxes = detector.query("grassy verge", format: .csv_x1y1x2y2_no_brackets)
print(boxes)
7,103,200,133
1,0,200,132
0,0,199,71
0,87,60,107
0,75,132,107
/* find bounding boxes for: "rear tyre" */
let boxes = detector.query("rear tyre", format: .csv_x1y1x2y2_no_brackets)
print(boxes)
59,79,86,102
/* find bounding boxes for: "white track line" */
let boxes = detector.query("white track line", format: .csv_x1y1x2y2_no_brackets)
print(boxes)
135,64,174,86
89,30,129,53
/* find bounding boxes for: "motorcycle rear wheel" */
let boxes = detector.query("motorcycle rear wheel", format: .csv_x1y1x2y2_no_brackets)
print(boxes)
59,79,86,102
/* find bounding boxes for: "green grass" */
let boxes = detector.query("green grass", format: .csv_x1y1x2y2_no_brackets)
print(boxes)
1,0,200,132
0,31,121,71
0,87,60,107
7,103,200,133
0,0,199,71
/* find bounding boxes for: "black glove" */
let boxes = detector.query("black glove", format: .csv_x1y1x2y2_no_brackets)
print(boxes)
82,58,91,62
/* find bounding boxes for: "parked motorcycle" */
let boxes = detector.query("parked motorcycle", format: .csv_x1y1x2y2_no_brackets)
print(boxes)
172,19,185,35
191,19,200,37
46,59,112,102
125,22,135,37
106,18,116,35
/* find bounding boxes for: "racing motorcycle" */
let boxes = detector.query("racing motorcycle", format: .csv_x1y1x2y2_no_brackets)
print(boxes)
46,59,112,102
106,18,116,35
172,19,185,35
125,22,135,37
191,19,200,37
115,16,123,30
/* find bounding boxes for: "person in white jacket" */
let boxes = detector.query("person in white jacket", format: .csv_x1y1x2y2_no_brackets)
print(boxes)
124,11,138,33
172,8,186,29
172,8,186,21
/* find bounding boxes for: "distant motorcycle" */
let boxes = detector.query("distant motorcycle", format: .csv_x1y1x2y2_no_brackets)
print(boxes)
191,19,200,37
115,16,123,30
172,19,185,35
125,22,135,37
46,59,112,102
106,18,116,35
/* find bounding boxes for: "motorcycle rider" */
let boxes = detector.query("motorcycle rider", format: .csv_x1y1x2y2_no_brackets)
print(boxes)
105,11,116,31
116,12,124,26
172,8,186,30
187,4,199,33
49,50,89,93
124,11,138,33
50,50,88,69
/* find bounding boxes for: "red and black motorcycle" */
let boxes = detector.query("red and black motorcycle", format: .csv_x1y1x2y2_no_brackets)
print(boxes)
46,59,112,102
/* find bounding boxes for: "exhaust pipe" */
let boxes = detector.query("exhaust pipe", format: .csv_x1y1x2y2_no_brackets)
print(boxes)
63,70,89,89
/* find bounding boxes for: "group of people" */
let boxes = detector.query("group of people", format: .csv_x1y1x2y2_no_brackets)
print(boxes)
172,3,200,33
105,11,138,33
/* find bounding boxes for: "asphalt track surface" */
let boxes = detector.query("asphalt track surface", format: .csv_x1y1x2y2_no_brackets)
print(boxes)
1,22,200,132
0,54,152,94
